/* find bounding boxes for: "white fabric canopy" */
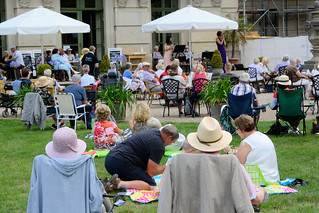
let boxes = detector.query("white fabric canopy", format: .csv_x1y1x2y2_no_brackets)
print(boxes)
142,5,238,33
142,5,238,68
0,6,90,35
0,6,90,64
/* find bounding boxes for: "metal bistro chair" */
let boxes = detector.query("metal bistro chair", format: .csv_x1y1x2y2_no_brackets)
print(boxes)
162,78,181,117
248,67,263,93
312,74,319,113
54,93,87,131
191,78,210,117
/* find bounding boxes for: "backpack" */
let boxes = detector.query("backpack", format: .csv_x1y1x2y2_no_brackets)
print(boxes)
266,121,289,135
184,95,193,116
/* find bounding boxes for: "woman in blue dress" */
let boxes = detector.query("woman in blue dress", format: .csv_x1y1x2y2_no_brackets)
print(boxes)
216,31,227,71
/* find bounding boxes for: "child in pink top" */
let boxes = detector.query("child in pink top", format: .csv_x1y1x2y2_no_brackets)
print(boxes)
94,104,124,150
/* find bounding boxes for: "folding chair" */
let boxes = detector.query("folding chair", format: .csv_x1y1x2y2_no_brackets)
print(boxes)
144,81,163,105
278,66,287,76
191,78,210,117
54,93,87,131
248,67,264,93
162,78,182,117
275,88,306,136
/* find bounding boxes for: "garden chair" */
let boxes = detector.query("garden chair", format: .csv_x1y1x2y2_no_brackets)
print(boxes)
248,67,264,93
162,78,182,117
144,81,163,105
158,154,254,213
191,78,210,117
54,93,86,131
275,88,306,136
312,74,319,113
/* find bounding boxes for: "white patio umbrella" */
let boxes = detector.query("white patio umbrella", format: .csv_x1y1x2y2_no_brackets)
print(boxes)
142,5,238,67
0,6,90,63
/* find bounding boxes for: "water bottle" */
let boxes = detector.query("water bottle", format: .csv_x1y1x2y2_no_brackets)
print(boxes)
141,47,143,52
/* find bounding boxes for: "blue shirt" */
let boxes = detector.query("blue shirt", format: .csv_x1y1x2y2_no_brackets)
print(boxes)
123,69,133,79
65,84,87,106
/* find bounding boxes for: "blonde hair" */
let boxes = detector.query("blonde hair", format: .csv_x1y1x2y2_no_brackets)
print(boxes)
81,48,89,55
95,104,111,122
224,62,232,71
196,64,204,74
134,102,151,122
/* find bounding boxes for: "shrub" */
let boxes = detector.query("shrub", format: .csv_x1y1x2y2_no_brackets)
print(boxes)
211,50,223,69
37,64,51,76
100,54,111,73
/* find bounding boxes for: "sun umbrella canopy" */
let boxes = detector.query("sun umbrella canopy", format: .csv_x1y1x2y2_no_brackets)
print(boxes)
142,5,238,33
0,6,90,35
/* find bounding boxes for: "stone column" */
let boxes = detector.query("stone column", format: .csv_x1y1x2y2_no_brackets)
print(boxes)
305,1,319,70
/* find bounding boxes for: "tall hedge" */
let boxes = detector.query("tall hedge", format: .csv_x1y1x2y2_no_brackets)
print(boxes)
100,54,111,73
211,50,223,69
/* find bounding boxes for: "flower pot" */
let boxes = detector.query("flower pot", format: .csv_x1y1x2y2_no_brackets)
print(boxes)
210,104,223,121
229,58,239,65
212,68,223,77
113,103,126,121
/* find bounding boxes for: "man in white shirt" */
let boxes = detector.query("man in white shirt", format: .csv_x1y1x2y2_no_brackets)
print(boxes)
10,46,25,67
81,64,95,87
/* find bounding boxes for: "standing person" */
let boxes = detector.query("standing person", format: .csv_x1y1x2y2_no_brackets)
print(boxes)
216,31,227,70
104,126,179,191
81,45,99,79
164,36,174,67
153,45,163,70
9,46,25,79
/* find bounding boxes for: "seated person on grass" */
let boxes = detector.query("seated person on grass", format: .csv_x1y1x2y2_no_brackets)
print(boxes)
104,126,179,192
129,102,151,135
94,104,124,151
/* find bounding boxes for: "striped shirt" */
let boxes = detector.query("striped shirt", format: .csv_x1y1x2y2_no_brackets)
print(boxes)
231,83,258,101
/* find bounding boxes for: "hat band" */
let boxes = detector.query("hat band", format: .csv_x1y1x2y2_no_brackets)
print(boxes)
197,134,222,146
67,144,78,153
277,79,289,83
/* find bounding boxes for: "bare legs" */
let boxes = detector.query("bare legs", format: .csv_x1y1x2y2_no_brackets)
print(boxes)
119,180,157,191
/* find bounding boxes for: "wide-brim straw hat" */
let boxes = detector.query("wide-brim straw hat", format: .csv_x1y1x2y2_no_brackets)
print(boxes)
239,73,250,83
142,62,150,67
276,75,291,86
45,127,86,159
35,76,51,87
156,63,164,70
187,117,232,152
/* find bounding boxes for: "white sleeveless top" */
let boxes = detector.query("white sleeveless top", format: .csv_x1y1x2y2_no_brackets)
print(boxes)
243,131,280,183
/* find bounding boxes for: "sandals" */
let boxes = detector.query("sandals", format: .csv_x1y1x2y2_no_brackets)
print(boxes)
101,174,122,192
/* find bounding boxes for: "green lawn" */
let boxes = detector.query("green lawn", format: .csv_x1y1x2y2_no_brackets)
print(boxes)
0,119,318,213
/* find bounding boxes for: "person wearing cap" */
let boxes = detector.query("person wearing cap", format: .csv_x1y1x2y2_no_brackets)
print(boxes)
104,125,179,191
65,74,92,129
81,64,95,87
81,45,99,78
161,63,186,115
224,114,280,183
142,61,162,92
34,76,59,129
66,48,75,61
155,62,165,77
27,127,110,212
269,75,302,133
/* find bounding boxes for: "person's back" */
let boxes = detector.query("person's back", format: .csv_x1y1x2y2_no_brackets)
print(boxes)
107,129,165,170
220,73,237,80
65,83,86,106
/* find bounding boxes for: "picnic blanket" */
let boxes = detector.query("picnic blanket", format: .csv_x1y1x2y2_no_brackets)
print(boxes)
265,183,298,195
125,175,162,203
82,149,110,157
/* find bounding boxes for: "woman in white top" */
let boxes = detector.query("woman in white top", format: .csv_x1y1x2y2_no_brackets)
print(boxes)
224,114,280,183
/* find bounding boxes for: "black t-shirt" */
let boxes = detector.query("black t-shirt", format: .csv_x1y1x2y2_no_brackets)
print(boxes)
108,129,165,170
81,52,98,75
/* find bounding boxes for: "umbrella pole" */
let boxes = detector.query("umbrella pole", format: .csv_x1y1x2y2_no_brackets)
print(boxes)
41,34,44,64
189,31,192,71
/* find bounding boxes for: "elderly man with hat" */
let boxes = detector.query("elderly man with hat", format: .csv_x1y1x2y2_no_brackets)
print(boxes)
142,61,162,92
34,76,61,129
27,127,111,212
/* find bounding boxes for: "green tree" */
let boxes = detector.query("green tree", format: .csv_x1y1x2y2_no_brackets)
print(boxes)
211,50,223,69
100,54,111,73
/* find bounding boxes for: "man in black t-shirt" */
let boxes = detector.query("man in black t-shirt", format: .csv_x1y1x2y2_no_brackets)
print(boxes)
81,45,99,77
104,126,179,191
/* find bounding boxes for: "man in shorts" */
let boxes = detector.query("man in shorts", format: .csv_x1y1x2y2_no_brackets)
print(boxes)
104,125,179,191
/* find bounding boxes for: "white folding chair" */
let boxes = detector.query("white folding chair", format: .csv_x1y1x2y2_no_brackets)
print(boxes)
54,93,86,131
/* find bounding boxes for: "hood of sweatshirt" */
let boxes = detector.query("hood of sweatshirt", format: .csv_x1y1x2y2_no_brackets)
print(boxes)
50,155,91,176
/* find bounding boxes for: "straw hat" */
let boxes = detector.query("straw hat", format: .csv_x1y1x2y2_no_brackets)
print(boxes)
187,117,232,152
239,73,250,83
173,59,180,65
156,63,164,70
276,75,291,86
35,76,51,87
45,127,86,159
142,62,150,67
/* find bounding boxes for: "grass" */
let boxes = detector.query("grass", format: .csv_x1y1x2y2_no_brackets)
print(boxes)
0,119,319,212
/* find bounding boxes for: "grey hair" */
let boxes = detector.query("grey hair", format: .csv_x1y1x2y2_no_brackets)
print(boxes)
154,45,159,50
89,45,95,51
110,63,117,69
289,58,296,66
262,57,268,63
254,58,260,64
43,69,52,77
72,74,81,82
82,64,90,73
182,139,195,152
147,117,161,129
125,62,132,70
282,55,289,61
296,57,301,63
137,63,143,69
161,125,179,140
